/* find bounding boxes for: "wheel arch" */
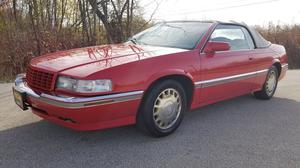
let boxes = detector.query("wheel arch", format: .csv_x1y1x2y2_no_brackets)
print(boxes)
141,70,195,111
272,61,282,77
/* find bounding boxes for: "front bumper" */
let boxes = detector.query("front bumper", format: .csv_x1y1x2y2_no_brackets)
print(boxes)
279,63,288,80
13,75,144,130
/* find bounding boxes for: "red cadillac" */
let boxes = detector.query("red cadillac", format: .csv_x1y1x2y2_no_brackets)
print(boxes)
13,21,288,137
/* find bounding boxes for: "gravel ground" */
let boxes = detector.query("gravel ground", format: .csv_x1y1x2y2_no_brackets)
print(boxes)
0,70,300,168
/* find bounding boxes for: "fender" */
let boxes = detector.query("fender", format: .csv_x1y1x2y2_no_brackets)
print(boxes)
272,58,281,65
144,68,195,90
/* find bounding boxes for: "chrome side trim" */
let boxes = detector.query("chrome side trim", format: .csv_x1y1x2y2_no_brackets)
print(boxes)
195,69,268,88
14,76,144,108
40,91,144,103
38,91,144,108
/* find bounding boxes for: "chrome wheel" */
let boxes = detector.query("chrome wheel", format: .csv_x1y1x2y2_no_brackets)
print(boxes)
153,88,182,130
266,70,277,95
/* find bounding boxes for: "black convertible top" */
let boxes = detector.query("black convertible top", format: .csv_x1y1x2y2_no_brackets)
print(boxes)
248,27,271,48
215,21,271,49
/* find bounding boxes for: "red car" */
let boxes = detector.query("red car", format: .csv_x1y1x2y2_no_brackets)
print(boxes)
13,21,288,137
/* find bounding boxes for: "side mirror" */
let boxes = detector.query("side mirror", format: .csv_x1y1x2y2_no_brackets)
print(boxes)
204,41,230,54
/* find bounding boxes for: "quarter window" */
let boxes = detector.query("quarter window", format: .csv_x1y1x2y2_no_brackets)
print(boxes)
210,25,254,51
241,27,255,49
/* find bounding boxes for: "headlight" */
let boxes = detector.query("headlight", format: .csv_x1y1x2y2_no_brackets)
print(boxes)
56,76,112,93
56,76,77,90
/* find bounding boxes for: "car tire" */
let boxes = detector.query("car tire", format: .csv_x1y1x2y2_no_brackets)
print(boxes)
137,80,187,137
253,65,278,100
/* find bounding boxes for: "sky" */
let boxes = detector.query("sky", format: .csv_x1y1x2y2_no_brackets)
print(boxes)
140,0,300,26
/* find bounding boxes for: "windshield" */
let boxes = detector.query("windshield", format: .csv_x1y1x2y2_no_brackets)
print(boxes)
129,22,212,50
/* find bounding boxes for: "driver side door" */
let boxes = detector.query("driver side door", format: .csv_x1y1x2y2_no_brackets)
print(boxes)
198,24,256,104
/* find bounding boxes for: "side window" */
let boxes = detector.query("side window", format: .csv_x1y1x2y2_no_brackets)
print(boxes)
241,27,255,49
210,25,252,51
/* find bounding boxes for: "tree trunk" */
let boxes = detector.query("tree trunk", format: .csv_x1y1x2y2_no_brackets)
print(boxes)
88,0,113,43
78,0,90,44
28,1,41,55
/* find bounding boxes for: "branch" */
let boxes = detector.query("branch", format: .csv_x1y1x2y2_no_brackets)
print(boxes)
139,0,162,30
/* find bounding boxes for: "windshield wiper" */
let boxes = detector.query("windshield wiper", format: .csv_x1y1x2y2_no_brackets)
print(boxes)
129,37,138,44
129,37,149,45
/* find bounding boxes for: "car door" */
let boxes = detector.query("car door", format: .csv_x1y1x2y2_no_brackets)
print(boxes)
198,24,256,104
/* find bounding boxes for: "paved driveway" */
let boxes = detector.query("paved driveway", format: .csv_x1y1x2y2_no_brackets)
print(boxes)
0,71,300,168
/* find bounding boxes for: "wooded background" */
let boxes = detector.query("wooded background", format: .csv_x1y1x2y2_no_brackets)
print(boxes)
0,0,299,81
256,24,300,70
0,0,152,80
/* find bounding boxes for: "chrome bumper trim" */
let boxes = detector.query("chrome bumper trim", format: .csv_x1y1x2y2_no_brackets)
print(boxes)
14,76,144,108
194,69,268,88
281,63,288,69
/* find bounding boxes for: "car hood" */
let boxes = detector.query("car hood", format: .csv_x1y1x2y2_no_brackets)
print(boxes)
30,44,188,75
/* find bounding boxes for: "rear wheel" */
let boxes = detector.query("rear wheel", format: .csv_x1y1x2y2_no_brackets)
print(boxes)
253,66,278,100
137,80,187,137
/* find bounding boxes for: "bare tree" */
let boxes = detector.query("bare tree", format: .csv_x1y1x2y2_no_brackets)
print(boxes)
88,0,133,43
0,0,150,80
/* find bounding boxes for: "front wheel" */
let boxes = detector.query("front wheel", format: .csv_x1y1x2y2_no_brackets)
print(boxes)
253,66,278,100
137,80,187,137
